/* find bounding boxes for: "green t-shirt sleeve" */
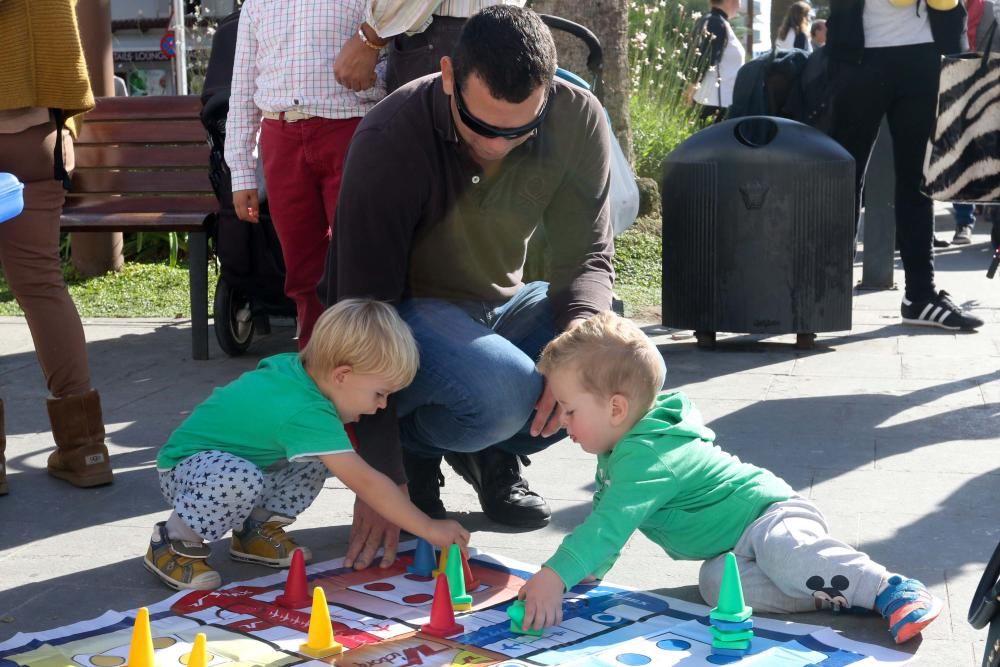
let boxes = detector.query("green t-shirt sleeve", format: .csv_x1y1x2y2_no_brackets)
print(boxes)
544,443,677,590
278,404,353,461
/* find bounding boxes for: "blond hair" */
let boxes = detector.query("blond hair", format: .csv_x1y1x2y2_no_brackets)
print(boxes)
537,312,664,416
301,299,419,389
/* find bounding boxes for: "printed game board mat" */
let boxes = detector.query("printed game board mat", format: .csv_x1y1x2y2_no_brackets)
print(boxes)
0,542,914,667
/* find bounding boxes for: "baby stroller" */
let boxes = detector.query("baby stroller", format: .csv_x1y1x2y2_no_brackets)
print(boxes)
200,10,295,356
970,540,1000,666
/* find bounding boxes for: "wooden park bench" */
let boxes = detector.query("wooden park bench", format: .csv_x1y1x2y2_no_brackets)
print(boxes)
61,95,215,360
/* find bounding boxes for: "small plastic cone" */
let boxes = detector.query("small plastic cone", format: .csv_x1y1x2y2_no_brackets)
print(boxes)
186,633,208,667
420,571,465,638
407,539,436,577
507,600,543,637
461,550,480,591
445,544,472,609
299,587,343,658
126,608,155,667
432,543,449,577
276,549,311,608
710,552,752,623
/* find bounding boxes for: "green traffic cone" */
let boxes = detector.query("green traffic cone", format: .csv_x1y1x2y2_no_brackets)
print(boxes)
709,552,752,623
445,544,473,610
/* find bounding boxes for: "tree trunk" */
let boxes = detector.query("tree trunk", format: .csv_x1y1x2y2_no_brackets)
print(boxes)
74,0,124,277
529,0,632,160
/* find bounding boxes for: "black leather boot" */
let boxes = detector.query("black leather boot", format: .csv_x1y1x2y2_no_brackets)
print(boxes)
403,450,447,520
445,448,550,528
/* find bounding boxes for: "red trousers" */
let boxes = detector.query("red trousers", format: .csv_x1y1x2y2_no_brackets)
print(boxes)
260,116,361,348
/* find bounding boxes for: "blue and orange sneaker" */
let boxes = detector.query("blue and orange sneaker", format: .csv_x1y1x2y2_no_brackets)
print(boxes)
874,576,943,644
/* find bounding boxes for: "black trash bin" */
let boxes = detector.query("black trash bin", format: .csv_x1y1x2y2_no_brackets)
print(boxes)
661,116,855,348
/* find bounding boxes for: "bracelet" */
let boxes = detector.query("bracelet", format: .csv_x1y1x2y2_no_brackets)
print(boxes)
357,27,384,51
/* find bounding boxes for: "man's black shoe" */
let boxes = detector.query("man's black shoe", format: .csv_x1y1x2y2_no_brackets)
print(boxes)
444,448,551,528
402,451,447,520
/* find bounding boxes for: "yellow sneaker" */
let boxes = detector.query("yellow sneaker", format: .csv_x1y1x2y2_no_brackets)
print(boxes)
143,521,221,590
230,516,312,567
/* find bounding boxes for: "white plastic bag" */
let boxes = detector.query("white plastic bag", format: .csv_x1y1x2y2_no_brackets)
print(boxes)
609,129,640,236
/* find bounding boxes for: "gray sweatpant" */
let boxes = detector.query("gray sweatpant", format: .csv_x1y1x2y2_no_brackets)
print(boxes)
698,498,888,613
159,450,328,542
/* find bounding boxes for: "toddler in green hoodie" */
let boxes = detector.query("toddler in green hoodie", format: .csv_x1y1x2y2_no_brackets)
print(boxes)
519,311,941,644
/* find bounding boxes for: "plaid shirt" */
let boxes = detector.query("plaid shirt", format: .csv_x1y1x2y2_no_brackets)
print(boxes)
226,0,385,193
367,0,526,38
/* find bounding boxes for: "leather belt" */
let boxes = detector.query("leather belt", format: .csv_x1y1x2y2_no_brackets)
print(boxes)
261,110,314,122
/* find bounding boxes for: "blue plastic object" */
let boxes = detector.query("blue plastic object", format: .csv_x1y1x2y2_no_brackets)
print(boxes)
407,538,437,577
0,173,24,223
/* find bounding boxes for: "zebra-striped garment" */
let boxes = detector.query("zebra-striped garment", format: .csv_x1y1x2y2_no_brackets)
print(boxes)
921,48,1000,202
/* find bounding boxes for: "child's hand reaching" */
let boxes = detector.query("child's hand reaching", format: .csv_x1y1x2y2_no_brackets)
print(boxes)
519,566,565,630
426,519,471,553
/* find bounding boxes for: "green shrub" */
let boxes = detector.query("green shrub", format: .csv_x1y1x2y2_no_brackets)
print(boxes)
628,0,706,180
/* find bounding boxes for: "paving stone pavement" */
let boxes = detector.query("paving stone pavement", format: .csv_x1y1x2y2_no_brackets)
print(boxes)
1,222,997,665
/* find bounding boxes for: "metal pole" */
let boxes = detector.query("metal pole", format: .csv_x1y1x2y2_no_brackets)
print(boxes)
859,118,897,290
746,0,755,57
173,0,188,95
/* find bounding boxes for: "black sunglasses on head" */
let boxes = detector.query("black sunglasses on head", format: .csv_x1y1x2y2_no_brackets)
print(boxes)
453,84,551,140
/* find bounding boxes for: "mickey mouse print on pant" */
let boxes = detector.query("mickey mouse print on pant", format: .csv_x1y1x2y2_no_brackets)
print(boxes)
807,575,851,611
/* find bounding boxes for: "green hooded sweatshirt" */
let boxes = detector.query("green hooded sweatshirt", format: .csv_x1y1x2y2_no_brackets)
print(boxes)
544,391,793,591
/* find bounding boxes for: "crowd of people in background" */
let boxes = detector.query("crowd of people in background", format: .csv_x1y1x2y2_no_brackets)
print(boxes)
690,0,986,332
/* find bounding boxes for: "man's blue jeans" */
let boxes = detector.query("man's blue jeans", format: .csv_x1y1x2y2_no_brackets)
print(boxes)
394,282,565,459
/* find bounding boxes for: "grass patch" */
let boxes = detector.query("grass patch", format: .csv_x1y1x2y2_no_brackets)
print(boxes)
628,1,705,180
614,215,662,319
0,221,663,320
0,262,217,318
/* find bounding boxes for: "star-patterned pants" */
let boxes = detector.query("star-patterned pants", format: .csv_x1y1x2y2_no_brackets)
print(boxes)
159,451,328,541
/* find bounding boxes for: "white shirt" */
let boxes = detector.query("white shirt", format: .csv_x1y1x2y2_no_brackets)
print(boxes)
694,19,745,108
226,0,385,192
863,0,934,48
367,0,527,39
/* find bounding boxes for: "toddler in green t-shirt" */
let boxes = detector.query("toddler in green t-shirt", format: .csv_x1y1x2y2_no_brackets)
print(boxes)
518,312,941,645
144,299,469,591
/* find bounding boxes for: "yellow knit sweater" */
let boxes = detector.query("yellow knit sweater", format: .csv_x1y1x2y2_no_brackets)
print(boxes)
0,0,95,134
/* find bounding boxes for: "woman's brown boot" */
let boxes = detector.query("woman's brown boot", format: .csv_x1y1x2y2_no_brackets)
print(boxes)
46,389,113,488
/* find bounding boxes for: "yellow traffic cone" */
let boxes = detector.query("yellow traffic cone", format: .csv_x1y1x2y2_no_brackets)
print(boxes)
299,587,343,658
185,633,208,667
126,608,155,667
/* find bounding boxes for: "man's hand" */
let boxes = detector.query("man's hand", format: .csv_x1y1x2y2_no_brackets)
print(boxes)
232,189,260,223
345,487,403,569
519,566,565,630
530,378,563,437
334,32,380,91
531,318,588,437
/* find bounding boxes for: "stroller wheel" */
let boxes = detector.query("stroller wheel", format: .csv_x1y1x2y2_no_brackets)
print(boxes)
214,276,255,356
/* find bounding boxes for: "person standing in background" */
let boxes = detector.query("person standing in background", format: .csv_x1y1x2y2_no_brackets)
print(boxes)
227,0,384,349
776,1,814,52
949,0,983,246
810,18,827,48
334,1,526,93
690,0,745,123
0,0,115,495
826,0,983,330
